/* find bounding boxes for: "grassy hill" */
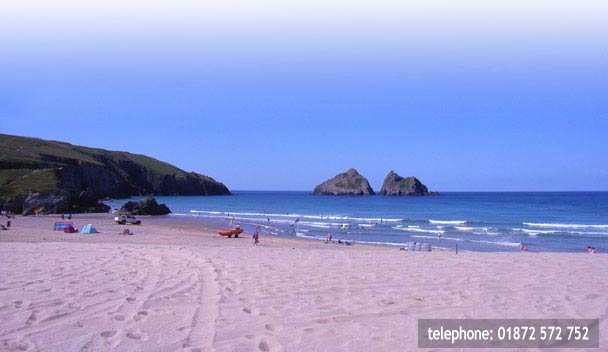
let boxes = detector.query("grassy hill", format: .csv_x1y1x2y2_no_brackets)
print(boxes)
0,134,231,202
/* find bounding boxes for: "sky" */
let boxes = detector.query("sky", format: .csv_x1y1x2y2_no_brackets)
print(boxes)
1,0,607,191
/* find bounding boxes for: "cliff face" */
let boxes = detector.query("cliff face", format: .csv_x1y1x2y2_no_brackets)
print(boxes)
379,171,436,196
0,134,231,214
313,168,375,196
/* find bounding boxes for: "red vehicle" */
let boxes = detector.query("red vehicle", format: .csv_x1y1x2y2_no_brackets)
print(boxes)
217,227,244,238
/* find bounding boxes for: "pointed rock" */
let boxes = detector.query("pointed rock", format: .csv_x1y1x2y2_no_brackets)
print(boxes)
313,168,375,196
379,171,436,196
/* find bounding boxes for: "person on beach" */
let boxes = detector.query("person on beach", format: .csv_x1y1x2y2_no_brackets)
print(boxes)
6,220,10,229
437,231,442,240
520,243,528,252
326,232,333,243
61,214,65,220
588,246,596,254
253,225,260,246
67,213,72,220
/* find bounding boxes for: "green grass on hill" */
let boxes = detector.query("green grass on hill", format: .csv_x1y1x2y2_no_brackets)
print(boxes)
0,169,60,200
0,133,227,201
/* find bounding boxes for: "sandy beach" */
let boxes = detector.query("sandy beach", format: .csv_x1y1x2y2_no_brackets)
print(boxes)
0,214,606,351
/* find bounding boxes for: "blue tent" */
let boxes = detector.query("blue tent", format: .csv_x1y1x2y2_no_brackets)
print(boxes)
53,222,74,231
81,224,98,234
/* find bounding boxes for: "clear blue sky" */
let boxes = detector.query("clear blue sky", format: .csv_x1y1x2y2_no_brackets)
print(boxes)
1,1,607,191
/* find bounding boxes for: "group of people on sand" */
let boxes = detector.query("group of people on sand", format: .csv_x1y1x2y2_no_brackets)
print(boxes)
1,210,15,218
0,211,13,231
61,213,72,220
324,232,353,245
119,228,134,236
520,242,599,254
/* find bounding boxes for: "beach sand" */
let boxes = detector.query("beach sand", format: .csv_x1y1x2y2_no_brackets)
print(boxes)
0,214,606,351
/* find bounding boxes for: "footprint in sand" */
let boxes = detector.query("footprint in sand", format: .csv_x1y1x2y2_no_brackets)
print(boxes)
26,312,37,325
380,299,396,306
41,312,69,322
586,293,599,300
133,311,149,322
5,339,34,351
114,315,125,321
100,330,117,338
258,339,270,352
242,308,251,314
126,296,136,303
126,331,149,341
264,324,274,331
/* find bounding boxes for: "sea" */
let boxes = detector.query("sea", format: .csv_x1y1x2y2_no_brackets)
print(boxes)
104,192,608,253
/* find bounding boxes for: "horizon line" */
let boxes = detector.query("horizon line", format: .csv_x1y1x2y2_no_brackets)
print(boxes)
200,190,608,194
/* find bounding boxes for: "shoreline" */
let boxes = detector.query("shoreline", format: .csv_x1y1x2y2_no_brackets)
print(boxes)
102,192,608,253
0,213,598,253
0,213,442,251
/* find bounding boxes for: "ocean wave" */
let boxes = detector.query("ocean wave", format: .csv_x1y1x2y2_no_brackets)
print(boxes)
409,235,441,240
392,227,444,234
295,233,321,239
299,221,356,229
513,228,557,235
469,239,520,247
429,220,467,225
513,228,608,237
297,222,333,229
190,210,348,220
523,222,608,229
189,210,402,223
455,226,475,231
409,235,519,247
351,240,408,247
